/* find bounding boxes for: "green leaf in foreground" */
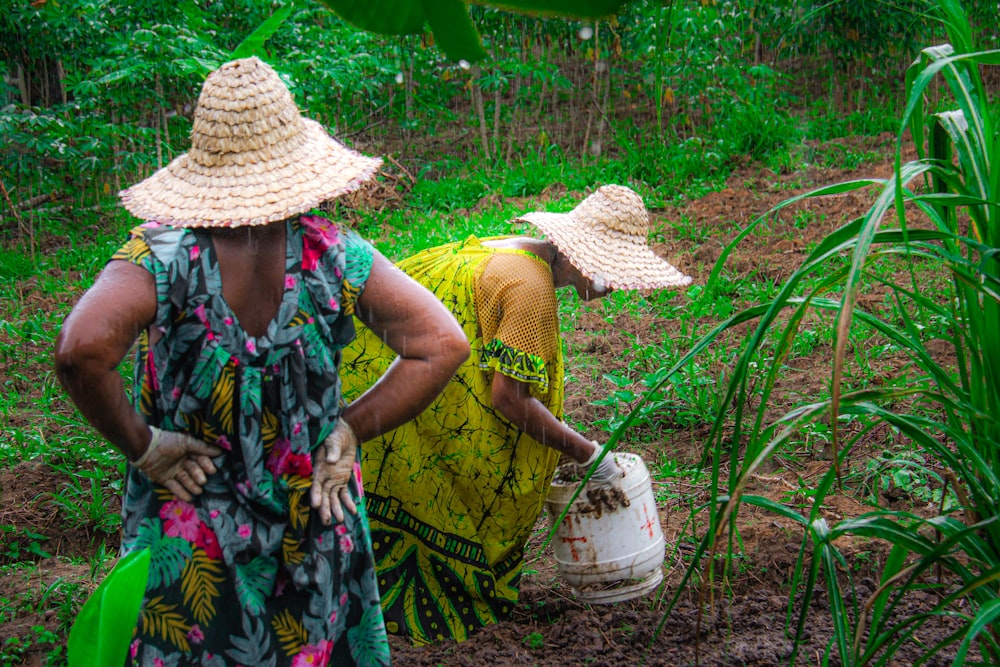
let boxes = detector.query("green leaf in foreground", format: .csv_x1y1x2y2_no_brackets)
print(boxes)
314,0,628,61
67,548,151,667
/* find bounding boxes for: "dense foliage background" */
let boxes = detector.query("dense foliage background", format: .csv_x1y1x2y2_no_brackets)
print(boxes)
3,1,1000,665
3,0,997,232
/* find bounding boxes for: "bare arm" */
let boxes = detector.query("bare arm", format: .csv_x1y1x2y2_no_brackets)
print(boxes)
54,260,157,461
344,251,470,442
491,372,596,464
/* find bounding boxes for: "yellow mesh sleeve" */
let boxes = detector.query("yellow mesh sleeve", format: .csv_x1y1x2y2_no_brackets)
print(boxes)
474,252,559,391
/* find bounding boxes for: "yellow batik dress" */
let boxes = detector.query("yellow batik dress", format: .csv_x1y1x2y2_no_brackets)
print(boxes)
340,235,563,645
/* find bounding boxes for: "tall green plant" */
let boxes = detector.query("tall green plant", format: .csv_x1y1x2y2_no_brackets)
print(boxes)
619,0,1000,663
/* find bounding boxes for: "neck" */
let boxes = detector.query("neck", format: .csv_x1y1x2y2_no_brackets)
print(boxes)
212,220,285,238
522,238,559,266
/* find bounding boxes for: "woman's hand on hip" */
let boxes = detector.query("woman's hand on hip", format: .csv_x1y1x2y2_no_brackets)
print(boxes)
134,427,223,501
310,418,359,525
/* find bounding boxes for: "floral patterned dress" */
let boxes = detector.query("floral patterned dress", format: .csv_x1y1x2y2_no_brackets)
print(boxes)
112,214,389,666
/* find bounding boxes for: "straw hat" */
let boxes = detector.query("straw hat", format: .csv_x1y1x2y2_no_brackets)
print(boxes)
119,57,382,228
514,185,692,290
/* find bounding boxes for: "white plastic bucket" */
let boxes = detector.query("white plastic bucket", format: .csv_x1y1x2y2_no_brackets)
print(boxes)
545,452,665,604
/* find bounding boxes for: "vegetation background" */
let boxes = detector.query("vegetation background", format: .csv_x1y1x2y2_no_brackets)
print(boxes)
1,0,999,664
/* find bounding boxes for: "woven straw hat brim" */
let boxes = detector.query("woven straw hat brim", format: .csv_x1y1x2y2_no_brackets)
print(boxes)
120,119,382,228
518,211,692,290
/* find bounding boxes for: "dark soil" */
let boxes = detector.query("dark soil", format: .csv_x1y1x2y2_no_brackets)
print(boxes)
0,132,974,666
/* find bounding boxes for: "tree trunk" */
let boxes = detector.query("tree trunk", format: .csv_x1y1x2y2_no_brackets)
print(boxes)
471,65,490,160
13,64,28,105
582,22,600,159
492,85,502,160
112,108,122,194
594,59,611,158
154,74,164,169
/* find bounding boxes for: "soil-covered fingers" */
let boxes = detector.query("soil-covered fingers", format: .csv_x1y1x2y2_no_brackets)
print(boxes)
310,471,337,525
164,477,194,502
332,487,356,524
191,453,219,476
173,467,208,499
182,458,209,486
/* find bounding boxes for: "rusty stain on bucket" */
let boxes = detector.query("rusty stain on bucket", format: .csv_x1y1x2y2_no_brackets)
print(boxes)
545,453,666,604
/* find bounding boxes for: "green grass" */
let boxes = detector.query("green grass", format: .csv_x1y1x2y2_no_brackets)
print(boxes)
640,5,1000,663
6,13,997,663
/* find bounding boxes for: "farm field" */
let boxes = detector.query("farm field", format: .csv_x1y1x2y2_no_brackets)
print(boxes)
1,131,975,665
3,1,999,664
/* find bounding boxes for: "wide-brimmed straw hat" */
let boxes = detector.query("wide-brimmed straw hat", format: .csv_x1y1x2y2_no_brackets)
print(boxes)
514,185,692,290
119,57,382,228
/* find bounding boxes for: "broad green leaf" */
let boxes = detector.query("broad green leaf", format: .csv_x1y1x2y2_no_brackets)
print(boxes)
67,548,151,667
424,0,488,62
232,3,297,60
314,0,628,61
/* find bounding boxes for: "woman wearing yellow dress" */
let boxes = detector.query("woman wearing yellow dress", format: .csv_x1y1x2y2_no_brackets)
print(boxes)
340,185,692,645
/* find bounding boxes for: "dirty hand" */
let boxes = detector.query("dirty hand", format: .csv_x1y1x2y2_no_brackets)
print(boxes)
134,427,223,502
582,442,623,486
310,417,359,525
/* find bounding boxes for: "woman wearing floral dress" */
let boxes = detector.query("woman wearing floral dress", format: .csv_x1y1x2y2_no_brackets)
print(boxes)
54,57,468,666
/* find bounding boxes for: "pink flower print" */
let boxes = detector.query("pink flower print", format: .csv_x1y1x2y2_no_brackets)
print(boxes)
328,609,338,624
210,509,220,519
145,350,159,391
266,437,291,475
292,422,303,435
130,639,140,658
189,246,200,261
353,462,364,497
266,437,313,478
224,316,234,326
275,568,289,598
154,658,165,667
187,625,204,644
285,274,297,290
161,499,200,540
238,524,252,539
193,303,208,325
301,215,341,272
215,434,232,451
327,297,340,312
284,451,312,478
339,534,354,554
246,338,257,354
335,524,347,536
171,387,181,400
195,523,223,559
291,639,333,666
339,592,349,607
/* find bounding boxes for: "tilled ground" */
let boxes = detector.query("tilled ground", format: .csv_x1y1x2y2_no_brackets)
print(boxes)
1,133,974,666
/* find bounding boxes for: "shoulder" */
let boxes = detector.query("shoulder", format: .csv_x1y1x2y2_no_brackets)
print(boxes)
481,246,552,283
112,222,193,269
